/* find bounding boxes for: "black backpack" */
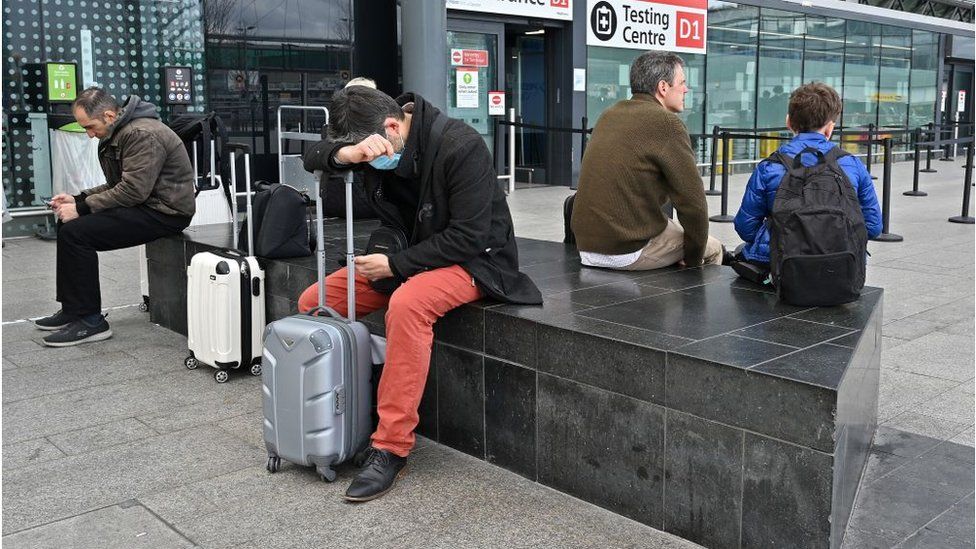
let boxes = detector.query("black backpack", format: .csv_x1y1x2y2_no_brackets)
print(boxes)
238,182,315,259
768,147,868,307
168,112,229,192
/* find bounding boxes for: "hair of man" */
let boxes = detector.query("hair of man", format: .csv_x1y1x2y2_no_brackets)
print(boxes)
629,51,685,95
344,77,377,89
72,87,121,119
788,82,843,133
328,86,405,144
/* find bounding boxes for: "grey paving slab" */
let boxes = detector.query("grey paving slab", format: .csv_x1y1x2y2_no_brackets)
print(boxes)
950,426,975,446
914,381,976,424
882,316,949,341
2,425,256,535
883,331,975,382
2,501,195,549
1,351,158,404
2,437,67,470
881,411,972,443
47,418,160,455
876,369,960,423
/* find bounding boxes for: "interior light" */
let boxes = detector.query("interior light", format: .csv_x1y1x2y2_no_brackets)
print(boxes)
525,29,545,35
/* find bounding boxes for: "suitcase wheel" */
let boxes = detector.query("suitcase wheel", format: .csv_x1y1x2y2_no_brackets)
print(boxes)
249,362,262,377
214,370,230,384
184,356,199,370
317,465,337,483
139,299,149,313
267,455,281,474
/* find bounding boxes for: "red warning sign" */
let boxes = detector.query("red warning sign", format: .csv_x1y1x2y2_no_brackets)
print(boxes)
450,48,489,67
488,91,505,116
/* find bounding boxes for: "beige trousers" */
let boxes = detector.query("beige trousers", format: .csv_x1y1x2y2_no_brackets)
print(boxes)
622,219,724,271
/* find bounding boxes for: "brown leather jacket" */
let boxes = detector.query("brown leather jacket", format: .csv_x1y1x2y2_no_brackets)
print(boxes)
76,96,195,219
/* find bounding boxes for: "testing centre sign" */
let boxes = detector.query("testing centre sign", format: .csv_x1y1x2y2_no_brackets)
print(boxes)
586,0,707,54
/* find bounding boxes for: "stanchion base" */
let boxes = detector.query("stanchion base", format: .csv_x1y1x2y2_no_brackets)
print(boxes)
948,216,975,224
903,191,928,197
869,175,878,180
939,158,955,162
709,215,734,223
705,190,722,196
918,169,938,173
871,233,904,242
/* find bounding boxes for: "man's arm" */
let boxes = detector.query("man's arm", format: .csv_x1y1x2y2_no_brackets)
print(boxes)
733,164,769,243
657,117,709,266
303,139,359,174
855,163,883,239
388,139,493,279
78,131,166,215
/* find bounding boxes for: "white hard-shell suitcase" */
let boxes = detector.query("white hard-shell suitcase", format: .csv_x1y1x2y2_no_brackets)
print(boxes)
262,169,374,482
184,145,266,383
189,140,234,227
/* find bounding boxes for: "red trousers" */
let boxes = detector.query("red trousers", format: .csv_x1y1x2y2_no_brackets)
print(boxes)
298,264,481,457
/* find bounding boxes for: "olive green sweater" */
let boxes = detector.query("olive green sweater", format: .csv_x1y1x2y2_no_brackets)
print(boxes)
571,94,709,266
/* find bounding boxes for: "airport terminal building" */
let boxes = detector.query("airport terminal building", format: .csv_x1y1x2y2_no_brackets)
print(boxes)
3,0,974,234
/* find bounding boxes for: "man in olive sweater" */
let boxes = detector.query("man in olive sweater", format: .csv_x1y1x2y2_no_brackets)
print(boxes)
572,51,724,270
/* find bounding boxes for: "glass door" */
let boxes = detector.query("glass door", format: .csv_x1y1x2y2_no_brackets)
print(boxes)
446,28,502,156
506,33,547,185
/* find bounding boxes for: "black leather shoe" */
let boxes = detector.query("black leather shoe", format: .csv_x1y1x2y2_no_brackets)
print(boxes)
343,447,407,502
721,246,736,267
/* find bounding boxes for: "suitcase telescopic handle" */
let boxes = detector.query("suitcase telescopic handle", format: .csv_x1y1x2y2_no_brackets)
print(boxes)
310,169,356,321
227,143,255,255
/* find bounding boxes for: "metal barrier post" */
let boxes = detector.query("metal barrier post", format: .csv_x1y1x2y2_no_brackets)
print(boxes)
709,131,734,222
905,127,927,197
508,108,516,195
866,123,877,180
949,142,975,224
921,123,937,173
707,125,721,196
873,138,904,242
940,122,954,161
580,116,588,162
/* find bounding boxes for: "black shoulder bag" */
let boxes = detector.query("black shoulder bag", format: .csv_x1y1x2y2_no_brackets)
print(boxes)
366,114,447,294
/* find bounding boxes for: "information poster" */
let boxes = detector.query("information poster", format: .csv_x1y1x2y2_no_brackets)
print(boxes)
488,91,505,115
164,66,193,105
456,68,479,109
46,63,77,103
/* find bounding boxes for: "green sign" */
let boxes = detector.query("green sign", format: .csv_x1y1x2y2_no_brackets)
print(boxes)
46,63,77,102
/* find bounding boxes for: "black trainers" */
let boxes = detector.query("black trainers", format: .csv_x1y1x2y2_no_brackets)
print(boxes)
33,310,79,331
42,316,112,347
343,447,407,502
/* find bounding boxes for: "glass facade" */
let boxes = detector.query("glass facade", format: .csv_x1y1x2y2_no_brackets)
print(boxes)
3,0,206,235
585,3,946,167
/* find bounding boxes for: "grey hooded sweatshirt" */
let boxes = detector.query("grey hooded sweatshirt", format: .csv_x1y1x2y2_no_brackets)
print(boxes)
76,95,195,218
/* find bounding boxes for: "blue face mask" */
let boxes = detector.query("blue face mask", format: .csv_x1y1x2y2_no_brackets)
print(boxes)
368,132,404,170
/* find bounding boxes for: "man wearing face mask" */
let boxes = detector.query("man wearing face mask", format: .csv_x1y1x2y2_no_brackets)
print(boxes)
572,51,726,270
300,86,542,502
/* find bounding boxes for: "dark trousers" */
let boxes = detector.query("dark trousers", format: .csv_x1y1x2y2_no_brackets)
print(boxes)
57,205,190,317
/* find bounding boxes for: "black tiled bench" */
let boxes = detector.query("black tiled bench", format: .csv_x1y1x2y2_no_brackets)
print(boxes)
146,222,882,549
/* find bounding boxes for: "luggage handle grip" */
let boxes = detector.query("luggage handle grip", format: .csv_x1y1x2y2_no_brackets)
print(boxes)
307,306,344,320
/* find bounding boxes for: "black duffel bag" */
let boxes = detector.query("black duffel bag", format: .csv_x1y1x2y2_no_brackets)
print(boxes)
238,182,315,259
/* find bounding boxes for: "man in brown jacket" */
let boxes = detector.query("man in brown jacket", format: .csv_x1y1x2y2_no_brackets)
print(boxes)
572,51,724,270
36,87,195,346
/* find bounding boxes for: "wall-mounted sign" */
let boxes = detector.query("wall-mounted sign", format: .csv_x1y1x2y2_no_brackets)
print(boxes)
456,68,479,108
959,90,967,113
450,48,489,67
80,29,95,87
446,0,571,21
586,0,707,54
163,66,193,105
488,91,505,115
46,62,78,103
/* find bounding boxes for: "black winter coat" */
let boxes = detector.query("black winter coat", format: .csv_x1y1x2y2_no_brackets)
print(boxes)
303,93,541,305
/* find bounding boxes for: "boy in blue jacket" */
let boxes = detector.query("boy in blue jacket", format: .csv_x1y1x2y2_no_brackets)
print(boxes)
732,82,882,282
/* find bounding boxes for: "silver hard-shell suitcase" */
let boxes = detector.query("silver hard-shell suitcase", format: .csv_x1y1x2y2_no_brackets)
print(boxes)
262,170,374,481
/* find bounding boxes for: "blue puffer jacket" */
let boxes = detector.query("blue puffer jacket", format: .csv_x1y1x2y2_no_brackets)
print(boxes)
734,132,883,264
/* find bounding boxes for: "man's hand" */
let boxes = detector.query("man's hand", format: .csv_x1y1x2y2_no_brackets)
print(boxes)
50,193,75,207
335,134,396,165
55,202,79,223
353,254,393,281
